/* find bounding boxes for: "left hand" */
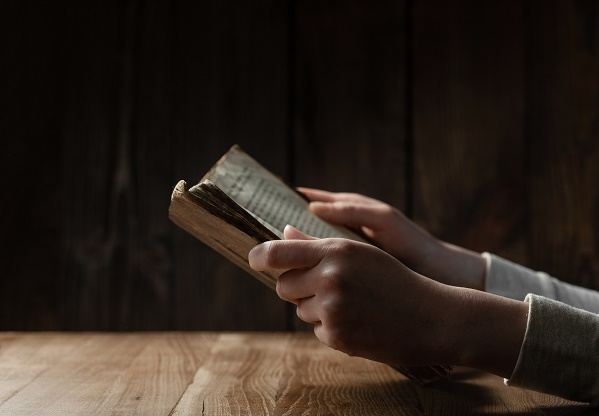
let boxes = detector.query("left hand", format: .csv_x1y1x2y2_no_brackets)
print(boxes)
297,187,486,290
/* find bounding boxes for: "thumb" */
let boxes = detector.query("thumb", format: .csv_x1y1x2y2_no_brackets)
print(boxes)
283,224,318,240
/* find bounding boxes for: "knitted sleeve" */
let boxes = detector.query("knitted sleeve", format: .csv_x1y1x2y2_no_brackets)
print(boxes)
483,252,599,314
483,253,599,405
507,294,599,405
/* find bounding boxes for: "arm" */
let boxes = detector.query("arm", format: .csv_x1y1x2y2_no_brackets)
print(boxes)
485,253,599,314
293,188,599,404
300,187,599,313
507,294,599,406
297,187,487,290
249,225,527,379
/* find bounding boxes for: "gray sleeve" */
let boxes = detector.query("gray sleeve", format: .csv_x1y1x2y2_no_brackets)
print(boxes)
483,252,599,314
506,294,599,406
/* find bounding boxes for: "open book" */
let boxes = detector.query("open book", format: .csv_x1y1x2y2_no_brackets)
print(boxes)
169,144,452,384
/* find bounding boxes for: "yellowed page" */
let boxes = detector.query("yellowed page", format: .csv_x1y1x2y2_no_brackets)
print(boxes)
191,146,362,241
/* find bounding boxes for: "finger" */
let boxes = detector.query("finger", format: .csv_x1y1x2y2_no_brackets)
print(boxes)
313,322,335,351
295,187,337,202
297,187,377,204
276,268,317,301
248,240,325,271
296,296,321,323
309,201,391,230
283,224,318,240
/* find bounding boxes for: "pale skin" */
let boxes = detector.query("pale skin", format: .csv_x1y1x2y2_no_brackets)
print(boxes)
248,187,528,379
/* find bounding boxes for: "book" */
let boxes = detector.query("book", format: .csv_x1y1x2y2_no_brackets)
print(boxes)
169,144,453,384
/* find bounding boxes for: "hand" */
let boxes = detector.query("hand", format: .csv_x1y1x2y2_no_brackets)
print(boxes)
297,187,486,290
249,225,456,367
249,225,527,377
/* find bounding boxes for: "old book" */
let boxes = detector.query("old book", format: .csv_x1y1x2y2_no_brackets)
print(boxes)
169,144,452,384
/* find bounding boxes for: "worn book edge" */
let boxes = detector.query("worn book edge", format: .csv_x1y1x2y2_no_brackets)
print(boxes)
169,179,282,290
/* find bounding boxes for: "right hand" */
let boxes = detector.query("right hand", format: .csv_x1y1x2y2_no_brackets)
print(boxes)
249,225,457,367
297,187,486,290
249,224,527,379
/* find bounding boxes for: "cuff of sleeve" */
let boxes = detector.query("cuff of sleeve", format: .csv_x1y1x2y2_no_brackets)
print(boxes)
505,294,599,406
483,253,599,313
482,252,556,301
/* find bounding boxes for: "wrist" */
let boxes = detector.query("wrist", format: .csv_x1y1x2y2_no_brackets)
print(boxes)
440,287,528,378
434,242,486,290
401,234,445,278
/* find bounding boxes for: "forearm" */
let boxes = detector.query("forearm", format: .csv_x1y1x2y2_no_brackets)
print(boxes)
406,238,486,291
301,188,488,291
439,286,528,378
438,242,487,291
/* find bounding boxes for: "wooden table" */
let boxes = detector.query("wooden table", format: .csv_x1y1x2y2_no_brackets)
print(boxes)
0,332,595,415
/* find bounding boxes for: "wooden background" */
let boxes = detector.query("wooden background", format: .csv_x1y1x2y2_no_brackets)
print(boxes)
2,0,598,331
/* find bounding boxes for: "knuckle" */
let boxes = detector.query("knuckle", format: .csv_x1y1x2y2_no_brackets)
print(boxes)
378,203,397,220
336,192,355,200
336,202,356,215
276,270,299,301
319,266,347,294
327,239,358,264
326,238,352,256
319,242,358,292
343,192,361,201
380,203,395,216
262,241,280,267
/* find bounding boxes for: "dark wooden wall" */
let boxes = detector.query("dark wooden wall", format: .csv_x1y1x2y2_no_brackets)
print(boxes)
2,0,599,331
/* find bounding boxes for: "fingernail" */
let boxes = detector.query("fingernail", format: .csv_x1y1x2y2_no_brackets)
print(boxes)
248,244,265,269
284,224,305,238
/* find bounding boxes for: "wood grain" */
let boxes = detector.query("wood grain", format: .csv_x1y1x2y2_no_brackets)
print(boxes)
292,0,408,331
57,0,145,330
293,0,407,208
0,333,215,415
3,0,599,332
169,0,290,331
0,1,68,329
412,0,528,264
7,0,291,331
0,332,591,415
528,0,599,287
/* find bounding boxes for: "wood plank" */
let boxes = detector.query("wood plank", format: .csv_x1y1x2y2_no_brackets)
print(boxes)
293,0,407,209
292,0,408,330
57,0,150,330
117,0,175,329
0,332,590,415
0,333,217,415
0,1,67,329
172,333,292,415
528,0,599,288
169,0,290,330
21,0,290,331
412,0,527,264
416,367,591,415
271,334,420,415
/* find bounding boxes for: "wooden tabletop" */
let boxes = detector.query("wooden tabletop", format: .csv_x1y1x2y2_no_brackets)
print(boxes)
0,332,595,415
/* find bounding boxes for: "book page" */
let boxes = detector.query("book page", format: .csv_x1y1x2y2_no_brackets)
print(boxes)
192,147,362,241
